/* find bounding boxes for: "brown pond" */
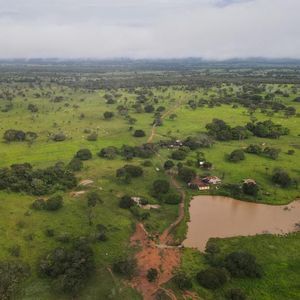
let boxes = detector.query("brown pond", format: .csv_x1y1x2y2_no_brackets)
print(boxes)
183,196,300,251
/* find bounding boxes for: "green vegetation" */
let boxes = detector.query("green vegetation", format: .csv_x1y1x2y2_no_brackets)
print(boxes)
0,64,299,299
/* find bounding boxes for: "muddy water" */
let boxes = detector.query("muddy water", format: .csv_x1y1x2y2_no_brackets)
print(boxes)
183,196,300,251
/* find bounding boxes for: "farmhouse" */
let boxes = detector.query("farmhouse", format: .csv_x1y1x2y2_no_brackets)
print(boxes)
202,176,222,185
188,177,210,190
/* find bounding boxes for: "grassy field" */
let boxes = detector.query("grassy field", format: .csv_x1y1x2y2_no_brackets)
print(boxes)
0,82,299,299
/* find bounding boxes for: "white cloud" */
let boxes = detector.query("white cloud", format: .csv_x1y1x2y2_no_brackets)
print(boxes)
0,0,299,59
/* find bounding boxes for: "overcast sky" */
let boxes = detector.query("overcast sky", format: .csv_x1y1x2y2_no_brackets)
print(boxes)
0,0,299,59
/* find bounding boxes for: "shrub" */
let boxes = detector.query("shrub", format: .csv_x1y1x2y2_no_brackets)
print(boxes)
133,130,146,137
272,169,292,188
164,160,174,170
117,165,143,178
228,150,245,162
67,158,83,171
3,129,26,142
147,268,158,282
119,195,135,209
86,132,98,141
98,146,118,159
87,191,102,207
103,111,114,119
152,180,170,195
226,288,247,300
52,133,66,142
113,258,137,278
45,195,63,211
75,149,92,160
163,192,181,205
224,251,263,278
171,149,187,160
173,272,192,290
31,198,46,210
242,182,259,196
196,267,228,289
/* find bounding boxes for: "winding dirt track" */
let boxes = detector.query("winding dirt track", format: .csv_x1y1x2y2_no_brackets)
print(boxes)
131,102,187,299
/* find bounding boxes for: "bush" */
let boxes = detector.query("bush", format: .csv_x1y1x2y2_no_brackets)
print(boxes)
272,169,292,188
133,129,146,137
119,195,135,209
87,191,102,207
226,288,247,300
45,195,63,211
228,149,245,162
3,129,26,142
152,179,170,195
67,158,83,171
164,160,174,170
173,272,192,290
98,146,118,159
163,192,181,205
245,144,263,155
196,267,228,289
113,258,137,278
242,182,259,196
103,111,114,119
224,251,263,278
75,149,92,160
171,149,187,160
52,133,66,142
31,198,46,210
117,165,143,178
147,268,158,282
86,132,98,141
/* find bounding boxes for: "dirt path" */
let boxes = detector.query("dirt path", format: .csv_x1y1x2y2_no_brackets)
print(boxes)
130,101,187,299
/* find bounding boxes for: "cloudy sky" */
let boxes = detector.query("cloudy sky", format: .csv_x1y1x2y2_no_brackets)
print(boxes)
0,0,299,59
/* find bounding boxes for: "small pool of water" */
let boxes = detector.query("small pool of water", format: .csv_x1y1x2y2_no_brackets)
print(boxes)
183,196,300,251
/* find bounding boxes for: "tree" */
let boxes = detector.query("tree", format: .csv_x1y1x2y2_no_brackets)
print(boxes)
75,149,92,160
224,251,263,278
98,146,118,159
52,132,66,142
133,130,146,137
147,268,158,282
119,195,135,209
242,182,259,196
272,169,292,188
245,144,263,155
164,160,174,170
178,167,196,183
196,268,228,290
144,104,154,113
87,191,102,207
103,111,114,119
228,150,245,162
152,180,170,195
27,103,38,113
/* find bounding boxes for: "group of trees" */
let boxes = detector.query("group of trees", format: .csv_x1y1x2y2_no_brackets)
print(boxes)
39,241,95,295
246,120,289,139
206,119,251,141
116,164,143,183
246,144,281,160
0,162,77,195
99,143,157,160
31,195,63,211
3,129,38,143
